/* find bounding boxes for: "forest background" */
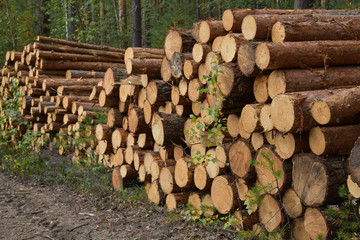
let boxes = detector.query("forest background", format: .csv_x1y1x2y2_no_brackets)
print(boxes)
0,0,359,66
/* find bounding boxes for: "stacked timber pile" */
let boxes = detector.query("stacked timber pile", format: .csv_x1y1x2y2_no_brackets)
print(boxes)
1,7,360,239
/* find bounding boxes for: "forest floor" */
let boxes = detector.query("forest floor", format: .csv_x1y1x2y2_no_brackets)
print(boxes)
0,149,234,240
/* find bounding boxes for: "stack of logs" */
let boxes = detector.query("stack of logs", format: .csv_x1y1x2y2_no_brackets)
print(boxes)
1,7,360,239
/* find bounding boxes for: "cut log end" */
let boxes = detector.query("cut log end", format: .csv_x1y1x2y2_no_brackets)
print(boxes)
255,43,270,70
242,15,257,40
211,175,235,214
271,21,286,43
310,100,331,125
237,40,256,77
253,74,269,103
164,30,182,60
283,188,303,219
304,208,328,240
222,9,234,32
198,21,211,43
268,70,286,99
309,127,326,156
271,94,295,133
259,194,283,232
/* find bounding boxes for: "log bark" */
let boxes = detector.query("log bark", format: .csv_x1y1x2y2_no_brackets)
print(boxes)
349,137,360,188
272,17,360,43
151,113,187,146
126,58,162,75
107,108,123,128
57,85,94,96
36,50,124,63
103,67,127,95
310,86,360,125
268,67,360,99
309,124,360,156
170,52,191,79
124,47,164,63
40,58,124,71
65,70,105,79
256,41,360,70
292,153,347,207
198,20,227,44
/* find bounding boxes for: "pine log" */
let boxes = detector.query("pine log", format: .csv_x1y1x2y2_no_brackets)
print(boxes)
36,50,124,63
268,67,360,99
150,159,176,180
159,166,181,194
226,114,239,138
57,85,94,96
238,117,251,140
237,40,262,77
309,124,360,156
198,63,210,84
146,80,172,105
251,132,264,151
239,104,264,134
303,208,329,240
293,218,311,240
40,59,124,71
170,52,191,79
183,60,200,80
255,146,291,195
275,132,309,159
144,151,161,174
256,41,360,70
65,70,105,79
166,192,190,211
107,108,123,128
120,164,137,179
192,43,211,63
98,140,113,155
89,86,102,101
310,86,360,125
128,108,148,134
198,20,227,44
259,194,283,232
164,28,195,60
137,133,154,149
171,85,191,106
37,36,125,53
174,158,195,188
210,175,238,214
271,90,334,133
151,113,187,146
147,180,165,205
221,33,244,63
194,165,212,191
253,73,269,103
111,128,128,149
283,188,303,219
292,153,347,207
133,150,144,171
188,78,205,102
272,17,360,43
99,90,119,107
112,167,123,191
124,47,164,63
228,139,254,179
95,124,113,141
160,57,172,82
260,105,273,132
103,67,127,95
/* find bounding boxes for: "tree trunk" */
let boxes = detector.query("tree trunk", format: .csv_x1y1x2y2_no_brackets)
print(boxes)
132,0,142,47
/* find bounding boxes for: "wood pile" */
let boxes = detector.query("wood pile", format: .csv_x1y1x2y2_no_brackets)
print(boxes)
1,7,360,238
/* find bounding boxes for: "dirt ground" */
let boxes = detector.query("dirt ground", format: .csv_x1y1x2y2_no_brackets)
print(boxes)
0,172,233,240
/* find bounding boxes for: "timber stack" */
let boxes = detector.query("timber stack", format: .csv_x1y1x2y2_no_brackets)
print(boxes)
1,7,360,239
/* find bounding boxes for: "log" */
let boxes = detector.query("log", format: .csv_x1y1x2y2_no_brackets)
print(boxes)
283,188,303,219
128,108,148,134
113,148,124,167
310,86,360,125
133,150,145,170
124,47,164,63
164,28,195,60
240,104,264,134
255,146,291,194
120,164,137,179
150,159,176,180
272,17,360,43
303,208,329,240
198,20,227,43
57,85,94,96
65,70,105,79
251,132,264,151
259,194,283,232
211,175,238,214
170,52,191,79
36,50,124,63
349,137,360,188
160,57,172,82
183,60,200,80
292,153,347,207
227,114,239,138
107,108,123,128
253,73,269,103
171,85,191,106
293,218,311,240
174,158,195,188
111,128,128,149
256,41,360,70
309,124,360,156
268,67,360,99
99,90,119,107
146,80,172,105
159,166,181,194
144,151,161,174
137,133,154,149
187,192,204,211
192,43,211,63
221,33,244,63
347,175,360,198
166,192,190,211
212,36,223,52
271,90,334,133
126,58,162,75
147,180,165,205
42,78,101,91
112,167,123,191
275,132,309,159
103,67,127,95
237,40,262,77
260,105,273,132
98,140,113,155
95,124,113,141
198,63,210,84
238,117,251,140
188,78,205,102
151,113,187,146
40,59,124,71
194,165,212,191
229,139,254,179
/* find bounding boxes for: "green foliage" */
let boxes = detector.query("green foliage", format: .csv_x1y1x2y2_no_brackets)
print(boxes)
325,185,360,240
